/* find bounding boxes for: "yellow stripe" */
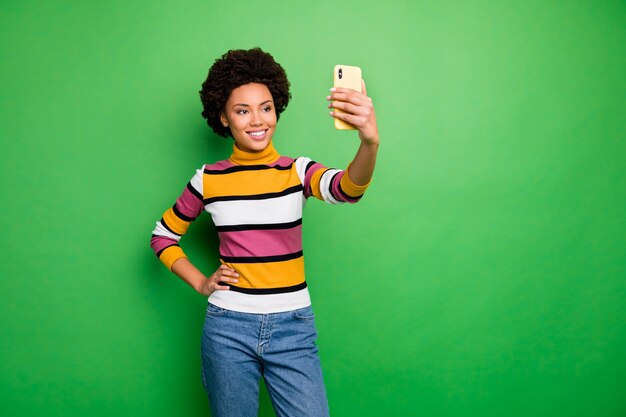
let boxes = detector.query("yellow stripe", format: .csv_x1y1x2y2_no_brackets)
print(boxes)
309,168,329,201
162,207,191,235
204,168,300,200
160,246,186,271
222,257,305,289
340,164,370,197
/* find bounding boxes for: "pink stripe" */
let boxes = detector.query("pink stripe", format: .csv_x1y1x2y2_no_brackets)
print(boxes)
304,162,326,197
176,187,203,219
204,160,235,171
330,171,360,203
151,235,177,254
273,156,295,167
218,225,303,258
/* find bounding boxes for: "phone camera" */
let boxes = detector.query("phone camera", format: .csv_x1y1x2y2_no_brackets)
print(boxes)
338,68,342,79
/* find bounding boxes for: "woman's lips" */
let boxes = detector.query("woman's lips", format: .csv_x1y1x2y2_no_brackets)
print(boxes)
246,129,268,141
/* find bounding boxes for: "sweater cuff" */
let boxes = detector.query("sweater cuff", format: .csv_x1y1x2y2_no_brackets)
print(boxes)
340,164,371,197
160,245,187,271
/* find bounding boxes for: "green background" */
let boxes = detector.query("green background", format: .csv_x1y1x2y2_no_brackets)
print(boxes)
1,0,625,416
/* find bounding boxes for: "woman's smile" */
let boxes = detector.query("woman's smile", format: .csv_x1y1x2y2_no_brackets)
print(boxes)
247,129,269,140
220,83,277,153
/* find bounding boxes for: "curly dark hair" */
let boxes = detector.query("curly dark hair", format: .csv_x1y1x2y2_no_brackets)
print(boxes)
199,47,291,138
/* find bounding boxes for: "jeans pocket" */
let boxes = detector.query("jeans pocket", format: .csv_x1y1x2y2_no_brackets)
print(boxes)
293,305,315,321
206,303,228,317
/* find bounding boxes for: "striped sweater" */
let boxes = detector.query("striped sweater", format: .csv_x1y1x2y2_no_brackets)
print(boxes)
150,141,370,313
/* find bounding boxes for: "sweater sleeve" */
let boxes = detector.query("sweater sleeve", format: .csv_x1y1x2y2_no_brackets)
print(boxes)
150,167,205,270
294,157,370,204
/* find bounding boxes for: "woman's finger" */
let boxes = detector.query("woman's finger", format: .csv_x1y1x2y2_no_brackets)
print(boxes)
210,265,239,288
329,110,366,128
328,93,372,110
329,100,368,116
331,86,367,96
219,269,240,278
212,276,235,289
216,277,238,286
214,272,239,283
216,264,239,278
329,96,375,123
328,89,371,104
212,282,231,291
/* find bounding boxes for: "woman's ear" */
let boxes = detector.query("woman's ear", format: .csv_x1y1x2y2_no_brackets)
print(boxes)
220,113,228,127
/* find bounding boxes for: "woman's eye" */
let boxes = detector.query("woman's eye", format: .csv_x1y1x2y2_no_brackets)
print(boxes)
237,109,248,115
263,107,272,112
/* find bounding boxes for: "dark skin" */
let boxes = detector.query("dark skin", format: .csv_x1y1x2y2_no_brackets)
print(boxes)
172,80,380,296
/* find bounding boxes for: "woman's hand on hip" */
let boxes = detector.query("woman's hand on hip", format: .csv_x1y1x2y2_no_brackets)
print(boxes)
198,264,239,296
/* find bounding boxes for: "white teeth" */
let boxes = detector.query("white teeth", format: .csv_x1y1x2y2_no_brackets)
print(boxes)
249,130,266,137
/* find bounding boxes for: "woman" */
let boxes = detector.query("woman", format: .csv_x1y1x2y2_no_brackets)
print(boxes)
150,47,379,417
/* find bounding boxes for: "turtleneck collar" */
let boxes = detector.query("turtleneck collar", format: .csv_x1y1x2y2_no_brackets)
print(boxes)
229,141,280,166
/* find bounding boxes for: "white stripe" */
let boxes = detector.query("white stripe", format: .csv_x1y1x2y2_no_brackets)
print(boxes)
205,191,305,227
294,157,311,207
190,166,204,196
319,168,343,205
208,287,311,313
294,157,312,184
152,221,181,241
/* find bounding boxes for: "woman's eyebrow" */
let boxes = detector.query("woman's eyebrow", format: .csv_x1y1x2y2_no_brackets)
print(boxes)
233,100,273,108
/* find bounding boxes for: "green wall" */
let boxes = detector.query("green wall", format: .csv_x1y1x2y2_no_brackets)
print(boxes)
2,1,625,416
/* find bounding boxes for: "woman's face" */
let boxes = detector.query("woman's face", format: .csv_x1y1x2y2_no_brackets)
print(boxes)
220,83,277,153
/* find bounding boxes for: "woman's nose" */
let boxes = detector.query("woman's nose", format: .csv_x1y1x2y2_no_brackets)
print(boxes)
250,111,262,125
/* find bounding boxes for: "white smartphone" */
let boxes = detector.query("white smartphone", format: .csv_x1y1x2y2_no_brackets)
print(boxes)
333,65,362,130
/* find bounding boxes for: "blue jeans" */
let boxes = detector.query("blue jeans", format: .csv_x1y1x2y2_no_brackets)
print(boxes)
200,303,330,417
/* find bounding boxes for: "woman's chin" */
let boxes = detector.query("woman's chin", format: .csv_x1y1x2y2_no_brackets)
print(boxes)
236,136,272,152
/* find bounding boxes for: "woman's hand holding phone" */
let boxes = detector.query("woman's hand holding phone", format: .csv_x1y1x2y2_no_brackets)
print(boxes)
327,70,379,146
